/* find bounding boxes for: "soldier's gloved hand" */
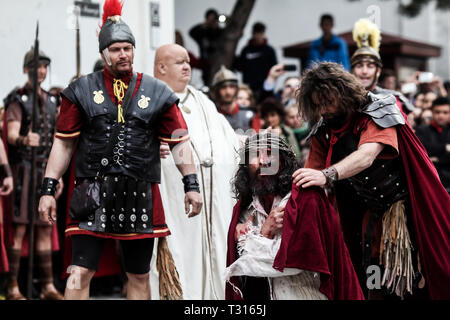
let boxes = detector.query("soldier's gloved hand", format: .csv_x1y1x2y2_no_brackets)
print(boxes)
185,191,202,218
24,131,40,147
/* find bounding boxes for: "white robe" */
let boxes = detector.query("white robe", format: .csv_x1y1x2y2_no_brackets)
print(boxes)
224,194,328,300
150,85,240,300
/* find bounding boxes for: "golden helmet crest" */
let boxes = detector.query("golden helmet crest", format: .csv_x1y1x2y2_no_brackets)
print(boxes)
351,18,382,67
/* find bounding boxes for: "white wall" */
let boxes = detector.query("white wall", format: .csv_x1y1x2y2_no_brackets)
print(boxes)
0,0,175,104
174,0,450,85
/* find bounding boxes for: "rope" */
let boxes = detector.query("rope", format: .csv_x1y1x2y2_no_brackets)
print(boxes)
156,237,183,300
113,79,128,123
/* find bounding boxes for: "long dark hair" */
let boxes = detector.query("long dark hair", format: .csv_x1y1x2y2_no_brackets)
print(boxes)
296,62,370,124
232,139,299,210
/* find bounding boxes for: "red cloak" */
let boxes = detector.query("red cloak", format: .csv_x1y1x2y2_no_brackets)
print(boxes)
226,186,364,300
396,119,450,299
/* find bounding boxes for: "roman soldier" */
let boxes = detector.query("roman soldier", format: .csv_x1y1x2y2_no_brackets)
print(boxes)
212,65,255,133
38,0,202,300
2,47,63,300
351,18,414,115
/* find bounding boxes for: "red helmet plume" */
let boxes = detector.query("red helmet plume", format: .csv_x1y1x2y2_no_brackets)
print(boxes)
101,0,123,28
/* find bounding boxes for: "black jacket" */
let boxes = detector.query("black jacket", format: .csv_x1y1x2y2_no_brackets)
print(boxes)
415,123,450,191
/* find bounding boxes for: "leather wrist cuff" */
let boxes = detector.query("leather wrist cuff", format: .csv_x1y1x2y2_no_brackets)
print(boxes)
182,174,200,193
15,136,25,147
321,166,339,186
40,178,59,197
0,164,12,180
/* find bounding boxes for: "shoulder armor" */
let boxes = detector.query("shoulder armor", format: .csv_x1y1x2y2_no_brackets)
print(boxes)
3,86,22,108
373,86,414,113
361,92,405,128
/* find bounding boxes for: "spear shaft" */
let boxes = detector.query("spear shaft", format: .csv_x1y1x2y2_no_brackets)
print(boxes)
26,21,40,300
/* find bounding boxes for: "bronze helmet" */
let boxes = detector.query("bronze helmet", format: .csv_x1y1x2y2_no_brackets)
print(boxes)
212,65,238,88
23,47,51,69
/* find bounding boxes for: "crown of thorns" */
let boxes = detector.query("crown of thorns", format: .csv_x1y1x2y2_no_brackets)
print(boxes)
240,132,294,156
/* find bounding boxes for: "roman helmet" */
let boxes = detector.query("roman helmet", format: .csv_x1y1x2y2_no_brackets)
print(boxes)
212,65,238,88
351,18,382,69
98,0,135,60
23,47,51,69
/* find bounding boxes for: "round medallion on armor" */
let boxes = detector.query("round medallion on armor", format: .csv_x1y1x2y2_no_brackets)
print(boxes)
130,214,136,222
141,214,148,222
100,214,107,222
119,214,125,221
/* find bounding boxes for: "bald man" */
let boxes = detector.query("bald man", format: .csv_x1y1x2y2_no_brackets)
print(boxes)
150,44,240,299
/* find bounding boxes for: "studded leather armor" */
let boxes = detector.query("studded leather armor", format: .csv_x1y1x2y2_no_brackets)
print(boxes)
62,71,179,183
61,71,179,234
330,128,408,214
4,87,59,165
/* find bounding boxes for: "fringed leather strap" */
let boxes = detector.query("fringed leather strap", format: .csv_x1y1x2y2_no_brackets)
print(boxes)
379,200,415,298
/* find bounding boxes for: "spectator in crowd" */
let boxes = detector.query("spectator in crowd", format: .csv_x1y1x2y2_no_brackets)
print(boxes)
413,91,425,109
189,8,223,86
422,91,438,110
284,103,310,166
235,22,277,100
261,64,300,106
237,84,264,132
415,97,450,192
379,69,397,91
237,84,255,110
175,30,204,72
444,80,450,97
420,109,434,126
306,14,350,70
212,66,254,132
417,72,448,98
260,97,301,157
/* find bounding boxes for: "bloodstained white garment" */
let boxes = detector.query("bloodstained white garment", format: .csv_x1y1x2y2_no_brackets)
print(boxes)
224,193,328,300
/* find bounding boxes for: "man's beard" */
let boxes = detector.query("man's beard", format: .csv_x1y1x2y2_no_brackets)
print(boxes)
323,111,349,130
250,170,279,198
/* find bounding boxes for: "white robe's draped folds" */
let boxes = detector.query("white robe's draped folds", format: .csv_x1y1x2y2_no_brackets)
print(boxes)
225,193,328,300
150,85,240,300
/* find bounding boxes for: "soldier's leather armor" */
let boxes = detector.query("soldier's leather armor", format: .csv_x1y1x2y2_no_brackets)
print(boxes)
61,71,179,234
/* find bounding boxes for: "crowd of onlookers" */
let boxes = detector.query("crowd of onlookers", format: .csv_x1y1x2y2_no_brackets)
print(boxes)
183,8,450,192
